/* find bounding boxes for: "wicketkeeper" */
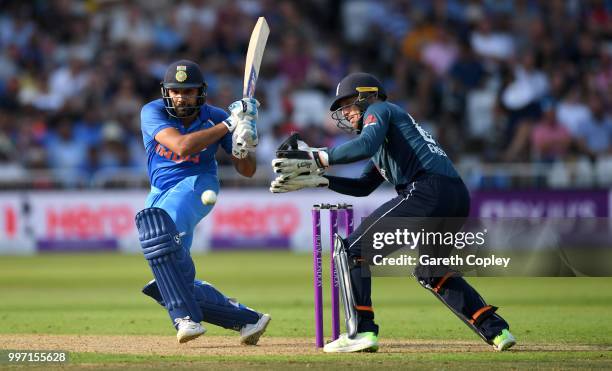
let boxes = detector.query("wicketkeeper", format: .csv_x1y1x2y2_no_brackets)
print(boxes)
270,72,516,353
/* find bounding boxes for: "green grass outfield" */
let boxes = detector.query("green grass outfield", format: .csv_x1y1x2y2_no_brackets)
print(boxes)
0,252,611,369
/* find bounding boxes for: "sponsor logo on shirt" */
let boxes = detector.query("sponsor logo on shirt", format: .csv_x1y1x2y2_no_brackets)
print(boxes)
155,143,201,164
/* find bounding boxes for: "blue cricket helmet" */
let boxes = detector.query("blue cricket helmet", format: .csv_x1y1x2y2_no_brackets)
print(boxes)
160,59,207,118
330,72,387,111
330,72,387,133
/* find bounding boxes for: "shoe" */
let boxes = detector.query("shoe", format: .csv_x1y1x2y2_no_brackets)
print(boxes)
492,329,516,351
323,332,379,353
240,313,271,345
175,316,206,343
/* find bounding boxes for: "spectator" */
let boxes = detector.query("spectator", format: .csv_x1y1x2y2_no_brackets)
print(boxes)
500,52,549,161
500,52,548,121
421,26,458,77
316,44,350,90
44,118,87,185
277,33,312,85
576,95,612,159
0,109,16,162
73,108,103,148
99,121,130,169
48,55,91,109
449,41,486,91
110,78,143,117
530,102,572,162
470,17,515,62
0,1,608,189
401,12,437,60
556,85,592,136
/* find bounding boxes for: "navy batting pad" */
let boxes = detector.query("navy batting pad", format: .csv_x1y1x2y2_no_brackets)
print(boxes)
136,207,202,324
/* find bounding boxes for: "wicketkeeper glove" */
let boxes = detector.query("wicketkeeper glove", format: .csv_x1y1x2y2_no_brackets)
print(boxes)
269,173,329,193
272,133,329,178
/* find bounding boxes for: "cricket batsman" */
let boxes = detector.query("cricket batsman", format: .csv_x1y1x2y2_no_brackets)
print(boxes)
136,60,270,344
270,72,515,352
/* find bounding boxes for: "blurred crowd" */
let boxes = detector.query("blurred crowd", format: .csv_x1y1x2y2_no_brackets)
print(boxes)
0,0,610,188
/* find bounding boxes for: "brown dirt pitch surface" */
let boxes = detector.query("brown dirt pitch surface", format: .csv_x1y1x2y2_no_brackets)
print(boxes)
1,334,609,356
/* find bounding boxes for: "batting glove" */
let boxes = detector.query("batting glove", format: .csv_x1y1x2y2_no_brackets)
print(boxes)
234,117,258,148
223,98,260,133
232,146,249,159
229,98,259,120
232,121,257,159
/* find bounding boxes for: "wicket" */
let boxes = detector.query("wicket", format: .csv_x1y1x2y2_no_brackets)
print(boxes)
311,203,354,348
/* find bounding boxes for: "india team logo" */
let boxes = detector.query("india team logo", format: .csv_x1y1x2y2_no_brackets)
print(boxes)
175,70,187,82
175,65,187,82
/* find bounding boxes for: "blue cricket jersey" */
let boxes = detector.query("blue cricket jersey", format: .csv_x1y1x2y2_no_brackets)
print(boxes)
140,99,232,190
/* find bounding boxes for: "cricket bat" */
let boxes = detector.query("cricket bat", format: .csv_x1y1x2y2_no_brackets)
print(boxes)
243,17,270,98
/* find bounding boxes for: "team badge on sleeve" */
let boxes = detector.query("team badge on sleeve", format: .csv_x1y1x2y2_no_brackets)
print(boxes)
364,114,377,127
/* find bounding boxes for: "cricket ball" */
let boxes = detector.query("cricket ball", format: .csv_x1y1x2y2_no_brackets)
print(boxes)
201,190,217,205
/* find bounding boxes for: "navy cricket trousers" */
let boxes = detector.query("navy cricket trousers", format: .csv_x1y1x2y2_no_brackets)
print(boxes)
345,174,509,342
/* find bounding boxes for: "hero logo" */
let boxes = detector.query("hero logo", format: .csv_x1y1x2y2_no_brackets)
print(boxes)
46,205,134,238
1,205,17,238
212,203,300,236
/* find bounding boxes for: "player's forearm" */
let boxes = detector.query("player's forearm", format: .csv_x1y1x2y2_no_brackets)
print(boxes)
233,153,257,177
324,175,382,197
328,136,377,165
177,125,229,156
